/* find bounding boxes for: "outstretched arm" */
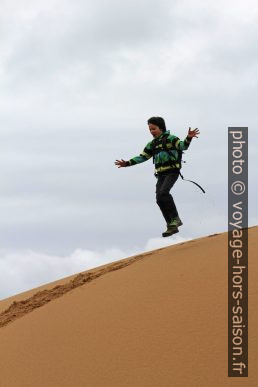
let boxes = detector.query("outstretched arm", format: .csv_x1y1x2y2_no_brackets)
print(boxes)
171,127,200,151
114,142,153,168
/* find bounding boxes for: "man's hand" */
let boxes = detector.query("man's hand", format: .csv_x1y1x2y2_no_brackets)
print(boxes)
115,159,128,168
188,127,200,138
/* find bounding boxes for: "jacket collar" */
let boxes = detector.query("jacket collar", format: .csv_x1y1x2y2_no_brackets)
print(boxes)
155,130,170,140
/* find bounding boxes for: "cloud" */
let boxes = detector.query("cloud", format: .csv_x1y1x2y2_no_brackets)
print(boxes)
0,0,257,268
1,0,172,96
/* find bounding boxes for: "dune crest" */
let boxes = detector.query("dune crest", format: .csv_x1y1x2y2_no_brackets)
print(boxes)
0,227,257,387
0,251,152,328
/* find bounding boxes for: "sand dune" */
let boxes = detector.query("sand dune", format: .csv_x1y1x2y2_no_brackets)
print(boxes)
0,227,257,386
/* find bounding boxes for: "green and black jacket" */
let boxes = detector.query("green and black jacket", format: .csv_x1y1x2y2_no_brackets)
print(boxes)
126,130,192,174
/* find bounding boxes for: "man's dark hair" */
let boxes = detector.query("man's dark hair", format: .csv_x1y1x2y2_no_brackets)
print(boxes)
147,116,166,132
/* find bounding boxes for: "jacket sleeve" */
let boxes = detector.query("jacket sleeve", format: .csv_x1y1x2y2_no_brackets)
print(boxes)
169,134,192,151
126,141,153,166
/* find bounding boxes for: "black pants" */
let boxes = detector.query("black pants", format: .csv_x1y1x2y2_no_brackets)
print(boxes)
155,170,180,224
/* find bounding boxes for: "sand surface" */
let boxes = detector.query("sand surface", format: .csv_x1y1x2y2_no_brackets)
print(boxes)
0,227,257,386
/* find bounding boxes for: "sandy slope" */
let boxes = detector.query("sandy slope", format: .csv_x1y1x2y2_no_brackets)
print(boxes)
0,227,257,386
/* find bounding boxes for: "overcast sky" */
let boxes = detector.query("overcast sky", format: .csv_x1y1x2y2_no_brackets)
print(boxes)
0,0,257,298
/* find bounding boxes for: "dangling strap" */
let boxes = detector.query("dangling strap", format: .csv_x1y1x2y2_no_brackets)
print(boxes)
179,171,206,194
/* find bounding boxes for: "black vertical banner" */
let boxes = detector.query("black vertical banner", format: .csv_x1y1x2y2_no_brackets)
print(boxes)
228,127,248,377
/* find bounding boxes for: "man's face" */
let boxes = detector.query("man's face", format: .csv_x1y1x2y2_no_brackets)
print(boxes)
148,123,163,138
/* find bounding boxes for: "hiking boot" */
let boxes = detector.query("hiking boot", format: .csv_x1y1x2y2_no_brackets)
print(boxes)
168,216,183,227
162,225,179,237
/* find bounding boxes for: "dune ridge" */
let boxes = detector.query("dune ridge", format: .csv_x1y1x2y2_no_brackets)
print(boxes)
0,229,251,328
0,251,154,328
0,227,257,387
